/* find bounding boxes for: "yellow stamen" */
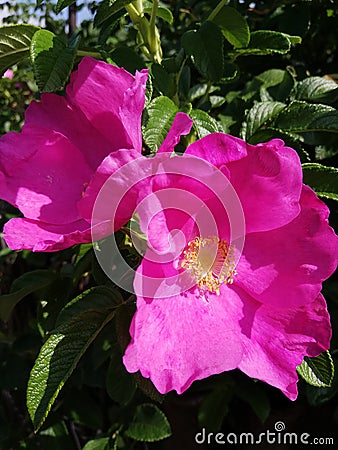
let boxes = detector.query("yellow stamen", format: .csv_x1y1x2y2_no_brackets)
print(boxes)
180,236,237,295
82,181,89,197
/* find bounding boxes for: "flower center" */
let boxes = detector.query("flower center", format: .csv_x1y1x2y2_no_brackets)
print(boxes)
180,236,237,295
81,181,89,197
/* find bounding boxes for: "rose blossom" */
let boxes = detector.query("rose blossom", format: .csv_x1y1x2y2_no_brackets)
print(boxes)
85,129,338,399
0,57,148,251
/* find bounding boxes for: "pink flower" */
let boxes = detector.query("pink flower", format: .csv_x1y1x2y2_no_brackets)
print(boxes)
0,57,148,251
2,69,13,80
88,129,337,399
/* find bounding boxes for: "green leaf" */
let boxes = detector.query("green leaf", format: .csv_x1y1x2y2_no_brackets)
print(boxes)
94,0,131,26
190,109,223,138
198,387,231,432
0,24,39,74
285,34,302,45
55,0,76,13
245,127,310,162
188,83,219,101
74,243,93,266
274,101,338,142
302,163,338,201
82,437,110,450
212,6,250,48
292,76,338,104
110,46,145,73
144,3,173,24
315,144,338,161
0,270,59,322
38,421,74,448
30,29,79,92
244,101,286,140
125,404,171,442
221,61,239,83
182,21,224,82
297,351,334,387
27,287,121,431
256,69,295,102
235,380,270,423
151,63,177,98
145,74,153,106
106,345,137,405
143,96,178,152
234,31,299,56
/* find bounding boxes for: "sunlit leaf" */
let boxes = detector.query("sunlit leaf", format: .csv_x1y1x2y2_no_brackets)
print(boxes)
27,287,122,430
212,6,250,48
143,96,178,152
297,351,334,387
0,24,39,74
30,29,79,92
302,163,338,201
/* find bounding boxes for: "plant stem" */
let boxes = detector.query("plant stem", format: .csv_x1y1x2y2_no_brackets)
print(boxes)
149,0,159,33
125,3,141,24
77,50,102,58
133,0,143,13
126,0,162,63
207,0,227,21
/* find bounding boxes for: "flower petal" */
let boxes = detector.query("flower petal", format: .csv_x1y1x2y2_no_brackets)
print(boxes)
3,217,92,252
123,259,243,394
237,289,331,400
0,126,93,224
185,132,247,166
25,93,113,170
236,185,338,307
157,112,193,154
78,149,148,228
187,136,302,232
123,294,243,394
66,57,148,153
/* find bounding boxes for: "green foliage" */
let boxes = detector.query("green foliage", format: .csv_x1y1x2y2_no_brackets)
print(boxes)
243,101,286,141
30,29,79,92
94,0,131,27
0,269,59,322
233,30,299,57
292,76,338,104
0,24,39,74
297,351,334,388
212,6,250,48
125,404,171,442
182,21,224,82
105,345,137,405
190,108,223,138
302,163,338,201
27,287,121,430
198,385,232,432
55,0,77,14
82,437,110,450
143,95,178,152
